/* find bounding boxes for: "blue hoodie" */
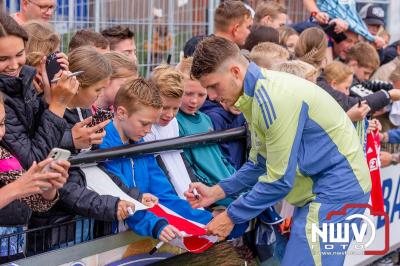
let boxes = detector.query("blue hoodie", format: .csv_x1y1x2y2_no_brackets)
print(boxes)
200,100,247,170
99,121,213,238
387,128,400,144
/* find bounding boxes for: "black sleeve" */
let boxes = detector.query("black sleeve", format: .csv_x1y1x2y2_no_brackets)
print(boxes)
59,129,77,153
3,103,67,169
57,168,119,222
0,200,32,226
98,165,143,201
362,90,391,112
318,80,390,112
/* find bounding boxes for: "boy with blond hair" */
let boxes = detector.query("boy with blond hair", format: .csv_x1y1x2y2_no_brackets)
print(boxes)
100,77,247,239
144,65,196,199
272,60,318,83
250,42,290,69
99,77,214,241
176,58,236,206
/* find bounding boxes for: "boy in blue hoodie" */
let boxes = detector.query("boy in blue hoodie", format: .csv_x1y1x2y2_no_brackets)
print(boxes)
100,77,250,241
200,100,247,170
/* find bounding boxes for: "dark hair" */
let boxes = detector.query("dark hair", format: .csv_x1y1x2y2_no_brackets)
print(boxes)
243,25,280,51
101,25,135,50
214,0,251,32
68,29,109,52
191,36,240,80
183,35,207,58
0,13,29,42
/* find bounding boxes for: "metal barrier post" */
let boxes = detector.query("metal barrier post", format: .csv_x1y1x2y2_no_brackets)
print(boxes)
146,0,154,77
168,0,175,64
94,0,100,32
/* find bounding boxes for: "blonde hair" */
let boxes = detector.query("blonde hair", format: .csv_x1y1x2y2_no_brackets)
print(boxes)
103,51,138,80
254,1,287,23
151,64,184,99
389,65,400,83
346,42,380,71
23,21,60,67
295,27,327,68
249,42,290,69
278,26,298,47
272,60,317,81
114,77,162,115
324,61,353,85
68,46,112,89
176,57,193,79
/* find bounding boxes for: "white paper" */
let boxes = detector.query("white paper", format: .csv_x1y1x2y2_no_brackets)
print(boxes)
81,165,149,211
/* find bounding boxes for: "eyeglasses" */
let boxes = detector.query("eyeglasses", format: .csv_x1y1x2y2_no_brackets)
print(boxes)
28,0,57,13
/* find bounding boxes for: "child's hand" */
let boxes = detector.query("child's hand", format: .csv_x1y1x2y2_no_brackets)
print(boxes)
117,200,136,221
346,101,370,122
367,119,382,133
141,193,158,207
159,225,182,243
72,117,110,149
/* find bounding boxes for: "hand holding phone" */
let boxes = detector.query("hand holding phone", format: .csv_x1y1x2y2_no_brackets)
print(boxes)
88,108,113,133
46,52,63,85
42,148,71,173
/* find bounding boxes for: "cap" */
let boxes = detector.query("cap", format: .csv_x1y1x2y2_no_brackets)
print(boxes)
359,4,385,26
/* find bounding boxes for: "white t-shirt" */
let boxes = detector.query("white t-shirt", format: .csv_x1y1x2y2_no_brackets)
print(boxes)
144,118,192,199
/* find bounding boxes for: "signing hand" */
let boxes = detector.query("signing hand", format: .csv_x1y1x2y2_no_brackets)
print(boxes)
116,200,136,221
206,210,234,240
159,225,182,243
184,183,225,209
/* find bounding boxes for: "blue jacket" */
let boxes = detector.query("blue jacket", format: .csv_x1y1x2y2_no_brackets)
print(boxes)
100,121,213,238
200,100,247,170
387,128,400,144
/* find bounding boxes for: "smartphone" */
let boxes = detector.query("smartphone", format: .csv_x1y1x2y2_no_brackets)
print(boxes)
88,108,113,133
46,52,62,84
42,148,71,173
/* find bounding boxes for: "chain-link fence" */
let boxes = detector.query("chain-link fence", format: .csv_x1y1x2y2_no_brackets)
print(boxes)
4,0,218,76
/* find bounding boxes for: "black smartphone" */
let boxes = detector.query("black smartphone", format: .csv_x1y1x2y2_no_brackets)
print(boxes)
46,52,62,84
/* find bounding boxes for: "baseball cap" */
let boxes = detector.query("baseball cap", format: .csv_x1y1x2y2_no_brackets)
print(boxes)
359,4,385,26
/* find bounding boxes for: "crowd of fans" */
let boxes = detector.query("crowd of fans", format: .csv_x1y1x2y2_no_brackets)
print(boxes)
1,0,400,264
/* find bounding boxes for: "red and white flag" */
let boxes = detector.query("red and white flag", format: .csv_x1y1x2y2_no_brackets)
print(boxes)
148,204,218,253
366,129,384,212
83,165,217,253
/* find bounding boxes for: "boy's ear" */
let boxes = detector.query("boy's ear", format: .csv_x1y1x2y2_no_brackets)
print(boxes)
260,16,272,26
116,106,128,121
347,59,358,69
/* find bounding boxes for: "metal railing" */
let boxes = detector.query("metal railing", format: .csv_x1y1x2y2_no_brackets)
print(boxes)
0,127,247,264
